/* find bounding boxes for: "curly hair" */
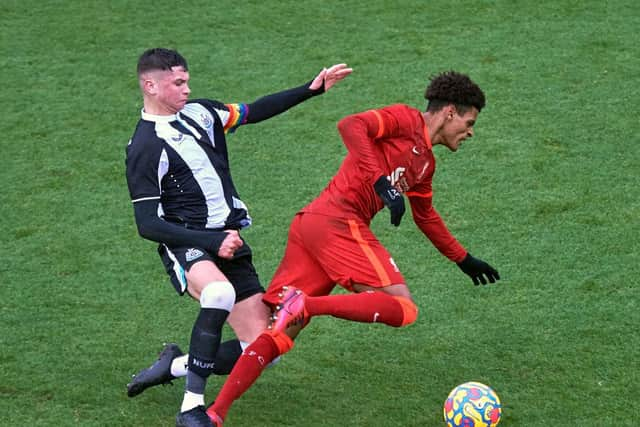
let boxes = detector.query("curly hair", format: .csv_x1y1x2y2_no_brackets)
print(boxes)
424,71,485,113
137,48,188,76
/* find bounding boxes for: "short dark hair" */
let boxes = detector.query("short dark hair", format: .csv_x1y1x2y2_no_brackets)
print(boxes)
424,71,485,113
137,48,188,76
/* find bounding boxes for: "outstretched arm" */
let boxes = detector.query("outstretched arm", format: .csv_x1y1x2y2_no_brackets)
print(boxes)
244,63,352,124
409,194,500,285
409,194,467,262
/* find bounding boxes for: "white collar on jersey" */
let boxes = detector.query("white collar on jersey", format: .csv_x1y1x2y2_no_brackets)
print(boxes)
141,109,178,123
140,109,203,141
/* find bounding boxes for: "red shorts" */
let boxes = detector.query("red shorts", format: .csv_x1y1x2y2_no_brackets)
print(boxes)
263,212,405,307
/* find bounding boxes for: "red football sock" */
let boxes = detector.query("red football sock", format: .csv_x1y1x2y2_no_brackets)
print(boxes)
305,291,406,327
211,332,284,419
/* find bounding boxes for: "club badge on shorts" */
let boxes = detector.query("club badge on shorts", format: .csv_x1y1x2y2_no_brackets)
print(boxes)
185,248,204,262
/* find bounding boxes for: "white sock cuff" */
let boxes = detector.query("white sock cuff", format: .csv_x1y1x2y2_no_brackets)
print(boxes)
170,354,189,378
181,391,205,412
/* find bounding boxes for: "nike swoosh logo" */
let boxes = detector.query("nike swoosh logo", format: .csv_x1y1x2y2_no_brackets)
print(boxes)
412,146,420,155
418,161,430,179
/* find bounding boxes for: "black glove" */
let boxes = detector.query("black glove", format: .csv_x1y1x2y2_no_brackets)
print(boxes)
373,176,405,226
457,253,500,286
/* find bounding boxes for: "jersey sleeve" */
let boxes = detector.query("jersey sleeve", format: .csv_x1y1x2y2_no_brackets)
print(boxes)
242,80,320,124
336,105,415,184
133,199,229,254
125,137,166,203
193,99,249,135
200,81,319,135
408,187,467,263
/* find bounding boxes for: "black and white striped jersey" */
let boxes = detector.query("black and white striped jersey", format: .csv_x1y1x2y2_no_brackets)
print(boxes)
126,99,251,230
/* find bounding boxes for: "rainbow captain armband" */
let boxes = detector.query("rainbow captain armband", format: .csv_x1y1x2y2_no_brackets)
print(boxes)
223,103,249,134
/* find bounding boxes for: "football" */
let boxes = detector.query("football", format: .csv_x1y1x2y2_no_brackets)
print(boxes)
443,381,502,427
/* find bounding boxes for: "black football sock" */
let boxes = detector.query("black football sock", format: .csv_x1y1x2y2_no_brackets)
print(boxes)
185,307,229,395
212,339,243,375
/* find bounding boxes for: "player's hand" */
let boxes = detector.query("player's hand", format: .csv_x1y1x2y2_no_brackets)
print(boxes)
309,63,353,92
217,230,243,259
373,176,405,227
457,253,500,285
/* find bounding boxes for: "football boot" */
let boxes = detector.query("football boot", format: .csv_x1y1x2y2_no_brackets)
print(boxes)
127,343,183,397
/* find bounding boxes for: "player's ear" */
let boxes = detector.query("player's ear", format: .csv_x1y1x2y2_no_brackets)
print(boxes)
446,104,457,120
141,74,157,95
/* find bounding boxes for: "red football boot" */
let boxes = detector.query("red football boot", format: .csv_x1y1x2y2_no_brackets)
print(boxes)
205,406,223,427
271,286,308,333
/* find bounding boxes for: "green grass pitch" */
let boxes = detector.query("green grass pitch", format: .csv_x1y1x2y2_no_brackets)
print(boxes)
1,0,639,425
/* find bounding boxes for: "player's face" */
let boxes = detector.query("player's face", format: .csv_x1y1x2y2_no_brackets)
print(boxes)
149,66,191,114
441,107,479,152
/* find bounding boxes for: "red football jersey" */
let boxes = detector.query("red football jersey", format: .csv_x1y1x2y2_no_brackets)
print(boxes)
302,104,467,262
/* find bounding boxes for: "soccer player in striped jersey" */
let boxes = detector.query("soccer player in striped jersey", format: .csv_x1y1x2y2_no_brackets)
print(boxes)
204,70,500,425
125,48,351,427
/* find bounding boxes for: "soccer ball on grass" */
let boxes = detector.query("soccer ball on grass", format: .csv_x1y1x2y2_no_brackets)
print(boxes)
443,381,502,427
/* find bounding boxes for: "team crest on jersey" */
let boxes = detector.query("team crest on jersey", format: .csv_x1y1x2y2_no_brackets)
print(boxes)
200,113,213,129
171,132,185,143
388,167,409,192
185,248,204,262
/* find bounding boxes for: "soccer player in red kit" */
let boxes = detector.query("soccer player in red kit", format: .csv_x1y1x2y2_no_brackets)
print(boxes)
205,70,500,425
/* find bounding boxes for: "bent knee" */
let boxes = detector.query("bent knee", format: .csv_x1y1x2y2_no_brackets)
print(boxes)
393,296,418,326
200,281,236,311
228,297,271,343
